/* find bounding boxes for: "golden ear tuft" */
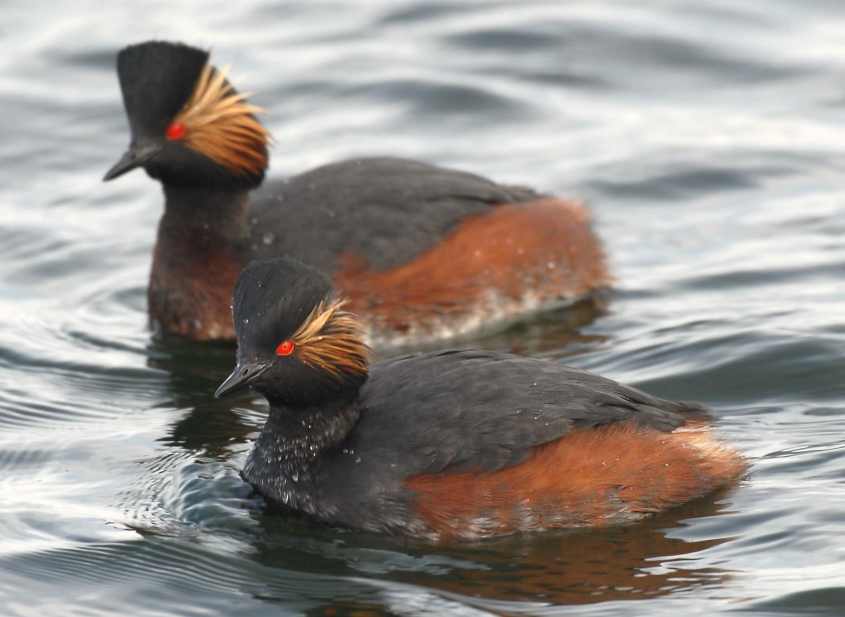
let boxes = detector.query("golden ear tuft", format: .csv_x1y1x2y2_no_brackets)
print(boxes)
291,299,370,378
173,63,270,176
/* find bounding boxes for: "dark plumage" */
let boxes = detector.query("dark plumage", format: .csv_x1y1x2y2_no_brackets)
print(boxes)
103,40,610,345
249,157,539,273
116,41,208,138
216,258,746,541
233,259,334,357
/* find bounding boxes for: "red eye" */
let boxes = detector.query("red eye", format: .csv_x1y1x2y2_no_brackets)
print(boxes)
166,121,186,140
276,340,295,356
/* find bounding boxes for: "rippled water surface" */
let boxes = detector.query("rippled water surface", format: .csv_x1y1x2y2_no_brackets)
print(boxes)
3,1,845,615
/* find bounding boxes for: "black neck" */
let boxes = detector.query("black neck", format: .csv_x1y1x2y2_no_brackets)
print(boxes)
160,184,248,239
243,399,360,505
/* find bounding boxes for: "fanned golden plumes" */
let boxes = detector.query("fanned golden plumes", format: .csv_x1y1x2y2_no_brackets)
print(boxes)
174,63,270,176
292,299,370,378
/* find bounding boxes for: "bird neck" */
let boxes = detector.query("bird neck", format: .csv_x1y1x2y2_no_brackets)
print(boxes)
159,184,249,237
243,399,361,500
148,184,250,340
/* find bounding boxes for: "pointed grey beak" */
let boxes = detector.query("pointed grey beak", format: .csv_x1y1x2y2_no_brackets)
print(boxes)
103,141,162,181
214,362,271,399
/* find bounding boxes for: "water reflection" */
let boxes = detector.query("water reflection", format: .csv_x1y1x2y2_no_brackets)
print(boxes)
470,295,609,358
146,337,256,457
242,490,739,610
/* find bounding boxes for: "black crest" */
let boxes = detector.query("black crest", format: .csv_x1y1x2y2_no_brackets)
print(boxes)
233,258,333,356
116,41,208,138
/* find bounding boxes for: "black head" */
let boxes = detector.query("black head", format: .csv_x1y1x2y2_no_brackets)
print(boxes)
103,40,269,189
215,258,370,407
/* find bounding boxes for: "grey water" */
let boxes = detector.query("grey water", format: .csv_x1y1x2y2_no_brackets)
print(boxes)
2,1,845,615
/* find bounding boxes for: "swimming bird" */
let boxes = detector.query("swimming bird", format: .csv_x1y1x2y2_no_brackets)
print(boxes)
215,257,745,541
103,40,609,347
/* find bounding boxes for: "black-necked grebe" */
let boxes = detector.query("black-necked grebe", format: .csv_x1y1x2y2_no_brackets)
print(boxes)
214,258,745,541
103,41,609,346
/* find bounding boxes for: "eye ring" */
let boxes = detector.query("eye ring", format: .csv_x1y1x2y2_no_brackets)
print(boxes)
276,340,295,356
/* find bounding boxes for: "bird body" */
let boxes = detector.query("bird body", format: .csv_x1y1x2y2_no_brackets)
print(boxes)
216,259,745,541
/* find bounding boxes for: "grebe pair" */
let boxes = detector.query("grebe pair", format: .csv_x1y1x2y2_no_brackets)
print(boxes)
104,41,744,540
